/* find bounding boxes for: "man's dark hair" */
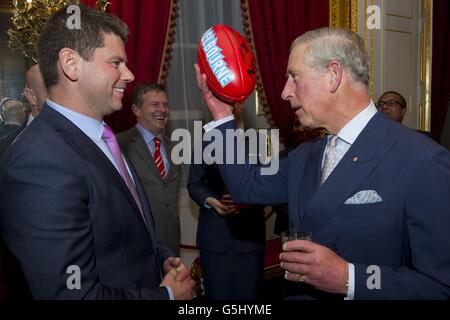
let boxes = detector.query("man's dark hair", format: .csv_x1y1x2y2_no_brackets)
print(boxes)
37,4,128,90
131,83,167,107
381,91,407,109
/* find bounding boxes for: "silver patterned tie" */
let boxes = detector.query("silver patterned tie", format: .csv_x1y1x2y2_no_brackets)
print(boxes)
321,135,339,184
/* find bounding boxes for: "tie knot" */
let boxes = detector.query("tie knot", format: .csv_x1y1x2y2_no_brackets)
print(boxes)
153,136,161,146
102,124,116,142
328,135,338,147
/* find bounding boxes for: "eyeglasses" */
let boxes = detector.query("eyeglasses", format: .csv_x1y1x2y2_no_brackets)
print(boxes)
376,100,405,109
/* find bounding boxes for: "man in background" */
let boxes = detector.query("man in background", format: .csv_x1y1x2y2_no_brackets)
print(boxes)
376,90,434,139
0,99,26,139
187,103,266,300
23,64,48,125
0,64,48,159
118,83,182,255
376,91,407,123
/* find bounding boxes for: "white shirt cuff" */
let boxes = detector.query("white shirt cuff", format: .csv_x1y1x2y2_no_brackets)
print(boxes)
163,285,174,300
344,263,355,300
203,115,235,132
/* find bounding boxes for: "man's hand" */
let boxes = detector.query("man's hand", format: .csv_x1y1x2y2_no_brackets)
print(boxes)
206,196,239,216
220,194,251,212
161,257,195,300
160,269,195,300
194,64,233,120
163,257,191,282
279,240,349,295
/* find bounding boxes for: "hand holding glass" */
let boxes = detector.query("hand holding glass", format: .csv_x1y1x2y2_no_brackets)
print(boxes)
281,230,312,245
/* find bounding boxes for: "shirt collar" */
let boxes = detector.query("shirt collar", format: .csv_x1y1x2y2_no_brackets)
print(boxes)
46,99,104,143
336,101,378,145
135,123,162,144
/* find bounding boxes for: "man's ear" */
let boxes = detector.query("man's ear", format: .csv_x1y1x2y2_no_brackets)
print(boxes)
131,104,141,117
59,48,80,82
23,87,37,106
327,60,343,93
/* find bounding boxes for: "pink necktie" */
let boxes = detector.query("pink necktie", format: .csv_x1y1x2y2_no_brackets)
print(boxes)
102,124,144,217
153,137,165,179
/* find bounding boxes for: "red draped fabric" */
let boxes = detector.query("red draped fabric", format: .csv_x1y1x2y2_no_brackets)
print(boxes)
241,0,329,145
82,0,179,133
431,0,450,142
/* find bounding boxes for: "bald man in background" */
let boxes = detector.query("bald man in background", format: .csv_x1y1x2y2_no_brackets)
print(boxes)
0,64,48,159
23,64,48,125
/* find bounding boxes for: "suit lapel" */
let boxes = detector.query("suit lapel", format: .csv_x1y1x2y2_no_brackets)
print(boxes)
40,106,148,228
288,138,325,232
301,113,395,235
126,157,157,241
297,138,326,218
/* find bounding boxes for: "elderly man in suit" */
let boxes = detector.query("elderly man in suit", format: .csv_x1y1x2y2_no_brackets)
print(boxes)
118,83,181,255
195,27,450,299
0,4,194,299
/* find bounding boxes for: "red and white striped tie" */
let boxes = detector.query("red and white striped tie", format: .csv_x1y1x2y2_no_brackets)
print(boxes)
153,136,165,179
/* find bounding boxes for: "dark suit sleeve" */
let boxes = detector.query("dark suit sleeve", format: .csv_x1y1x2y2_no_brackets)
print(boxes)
213,121,289,205
157,243,174,263
187,161,218,209
354,148,450,299
0,149,168,300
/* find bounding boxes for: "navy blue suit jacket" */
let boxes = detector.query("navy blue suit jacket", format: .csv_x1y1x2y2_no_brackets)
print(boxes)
215,112,450,299
0,105,172,299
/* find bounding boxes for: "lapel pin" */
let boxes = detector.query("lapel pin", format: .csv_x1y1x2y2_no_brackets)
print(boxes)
353,156,359,162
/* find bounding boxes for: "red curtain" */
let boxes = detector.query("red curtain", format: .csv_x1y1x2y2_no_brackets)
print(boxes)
431,0,450,142
81,0,179,133
241,0,328,145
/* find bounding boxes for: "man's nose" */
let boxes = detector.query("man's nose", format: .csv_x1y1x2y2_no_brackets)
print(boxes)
281,79,292,101
121,64,135,83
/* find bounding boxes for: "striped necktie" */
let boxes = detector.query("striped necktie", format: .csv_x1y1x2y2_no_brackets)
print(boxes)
153,136,165,179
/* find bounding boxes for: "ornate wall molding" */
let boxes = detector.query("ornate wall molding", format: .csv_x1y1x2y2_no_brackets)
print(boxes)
329,0,358,33
158,0,179,84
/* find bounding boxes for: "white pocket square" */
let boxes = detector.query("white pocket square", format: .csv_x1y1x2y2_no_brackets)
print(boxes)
344,190,383,205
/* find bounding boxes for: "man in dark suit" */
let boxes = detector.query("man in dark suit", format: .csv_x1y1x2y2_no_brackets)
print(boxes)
118,83,181,255
187,103,266,300
195,27,450,299
0,5,194,299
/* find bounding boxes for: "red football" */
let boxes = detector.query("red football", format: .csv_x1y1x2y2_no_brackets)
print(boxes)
197,25,257,103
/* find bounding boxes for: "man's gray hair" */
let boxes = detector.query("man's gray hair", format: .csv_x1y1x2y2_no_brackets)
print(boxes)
291,27,370,87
